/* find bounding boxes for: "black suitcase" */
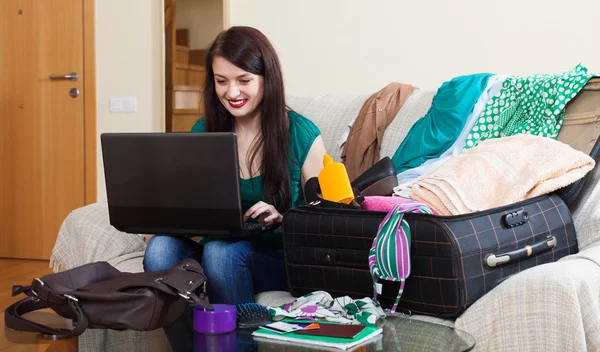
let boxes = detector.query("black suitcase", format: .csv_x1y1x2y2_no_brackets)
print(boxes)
282,194,577,318
281,78,600,318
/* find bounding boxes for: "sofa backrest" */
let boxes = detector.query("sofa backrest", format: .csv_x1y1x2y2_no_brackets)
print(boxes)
287,93,370,162
287,89,436,162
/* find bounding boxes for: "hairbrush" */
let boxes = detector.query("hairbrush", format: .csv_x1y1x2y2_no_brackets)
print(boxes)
236,303,272,328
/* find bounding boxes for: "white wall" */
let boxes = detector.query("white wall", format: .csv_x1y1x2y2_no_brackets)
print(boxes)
230,0,600,95
91,0,600,199
95,0,165,201
177,0,223,50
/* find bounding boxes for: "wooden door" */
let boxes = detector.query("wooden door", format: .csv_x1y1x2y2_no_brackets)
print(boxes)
0,0,86,259
165,0,177,132
165,0,206,132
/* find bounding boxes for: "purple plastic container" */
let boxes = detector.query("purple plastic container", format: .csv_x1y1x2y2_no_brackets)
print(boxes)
193,304,237,334
194,331,236,352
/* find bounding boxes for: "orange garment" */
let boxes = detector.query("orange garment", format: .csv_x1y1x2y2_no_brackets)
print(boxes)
341,83,418,181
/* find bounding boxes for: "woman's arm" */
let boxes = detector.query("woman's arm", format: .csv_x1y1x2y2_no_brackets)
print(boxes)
244,135,327,225
301,135,327,186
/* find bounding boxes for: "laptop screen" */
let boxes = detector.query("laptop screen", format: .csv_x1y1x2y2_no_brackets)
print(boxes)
101,132,245,236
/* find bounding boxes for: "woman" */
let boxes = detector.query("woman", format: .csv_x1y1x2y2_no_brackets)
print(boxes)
143,26,327,305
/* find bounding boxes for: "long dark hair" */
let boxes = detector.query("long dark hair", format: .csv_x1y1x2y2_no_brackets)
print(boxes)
203,26,291,213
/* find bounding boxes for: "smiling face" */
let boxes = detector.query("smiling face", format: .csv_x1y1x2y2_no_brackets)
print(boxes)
212,56,264,120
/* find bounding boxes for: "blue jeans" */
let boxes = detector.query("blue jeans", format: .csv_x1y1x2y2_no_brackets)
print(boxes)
143,235,287,351
143,235,287,303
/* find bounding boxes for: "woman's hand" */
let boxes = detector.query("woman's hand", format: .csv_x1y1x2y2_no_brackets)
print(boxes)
243,201,283,225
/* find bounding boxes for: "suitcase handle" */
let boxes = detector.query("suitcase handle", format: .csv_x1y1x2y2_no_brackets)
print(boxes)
485,236,557,268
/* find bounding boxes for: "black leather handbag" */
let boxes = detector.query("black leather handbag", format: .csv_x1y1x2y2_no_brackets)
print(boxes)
5,258,212,337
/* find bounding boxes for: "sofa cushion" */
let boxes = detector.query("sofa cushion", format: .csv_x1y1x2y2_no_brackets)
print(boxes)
287,93,371,162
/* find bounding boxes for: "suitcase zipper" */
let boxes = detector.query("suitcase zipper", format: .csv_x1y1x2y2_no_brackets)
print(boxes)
297,194,555,220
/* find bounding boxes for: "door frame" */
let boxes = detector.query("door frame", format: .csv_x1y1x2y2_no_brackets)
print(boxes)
83,0,96,203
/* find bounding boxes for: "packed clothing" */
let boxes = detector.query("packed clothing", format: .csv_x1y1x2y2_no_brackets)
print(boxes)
340,64,598,213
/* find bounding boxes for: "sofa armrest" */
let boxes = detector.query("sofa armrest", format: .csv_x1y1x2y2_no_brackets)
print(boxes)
50,202,146,272
572,162,600,250
455,245,600,351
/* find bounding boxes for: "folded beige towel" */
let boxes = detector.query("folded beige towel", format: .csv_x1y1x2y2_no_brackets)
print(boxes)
411,134,596,215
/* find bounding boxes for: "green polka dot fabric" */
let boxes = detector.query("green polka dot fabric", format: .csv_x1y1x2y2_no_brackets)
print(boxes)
464,64,595,149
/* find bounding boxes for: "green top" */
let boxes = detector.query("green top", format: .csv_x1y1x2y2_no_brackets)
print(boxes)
190,110,321,247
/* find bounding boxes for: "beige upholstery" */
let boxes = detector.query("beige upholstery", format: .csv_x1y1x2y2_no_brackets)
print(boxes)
51,91,600,352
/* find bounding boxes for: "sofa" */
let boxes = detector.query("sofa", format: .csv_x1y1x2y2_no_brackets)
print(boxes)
50,88,600,352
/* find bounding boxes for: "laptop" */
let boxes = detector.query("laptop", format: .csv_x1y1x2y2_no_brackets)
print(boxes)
101,132,274,237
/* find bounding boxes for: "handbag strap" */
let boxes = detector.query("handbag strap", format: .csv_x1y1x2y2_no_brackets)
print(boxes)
5,292,89,338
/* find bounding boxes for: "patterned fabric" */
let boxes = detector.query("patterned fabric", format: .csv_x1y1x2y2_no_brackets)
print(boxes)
368,201,433,315
465,64,596,149
268,291,386,327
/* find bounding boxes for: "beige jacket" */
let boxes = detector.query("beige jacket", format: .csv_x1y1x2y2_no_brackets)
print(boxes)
341,83,418,180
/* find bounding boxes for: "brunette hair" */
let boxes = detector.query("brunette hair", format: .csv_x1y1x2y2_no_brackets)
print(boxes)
203,26,291,212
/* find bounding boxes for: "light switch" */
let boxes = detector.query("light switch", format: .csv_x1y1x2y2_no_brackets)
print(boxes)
109,98,122,112
110,97,137,113
122,97,136,112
